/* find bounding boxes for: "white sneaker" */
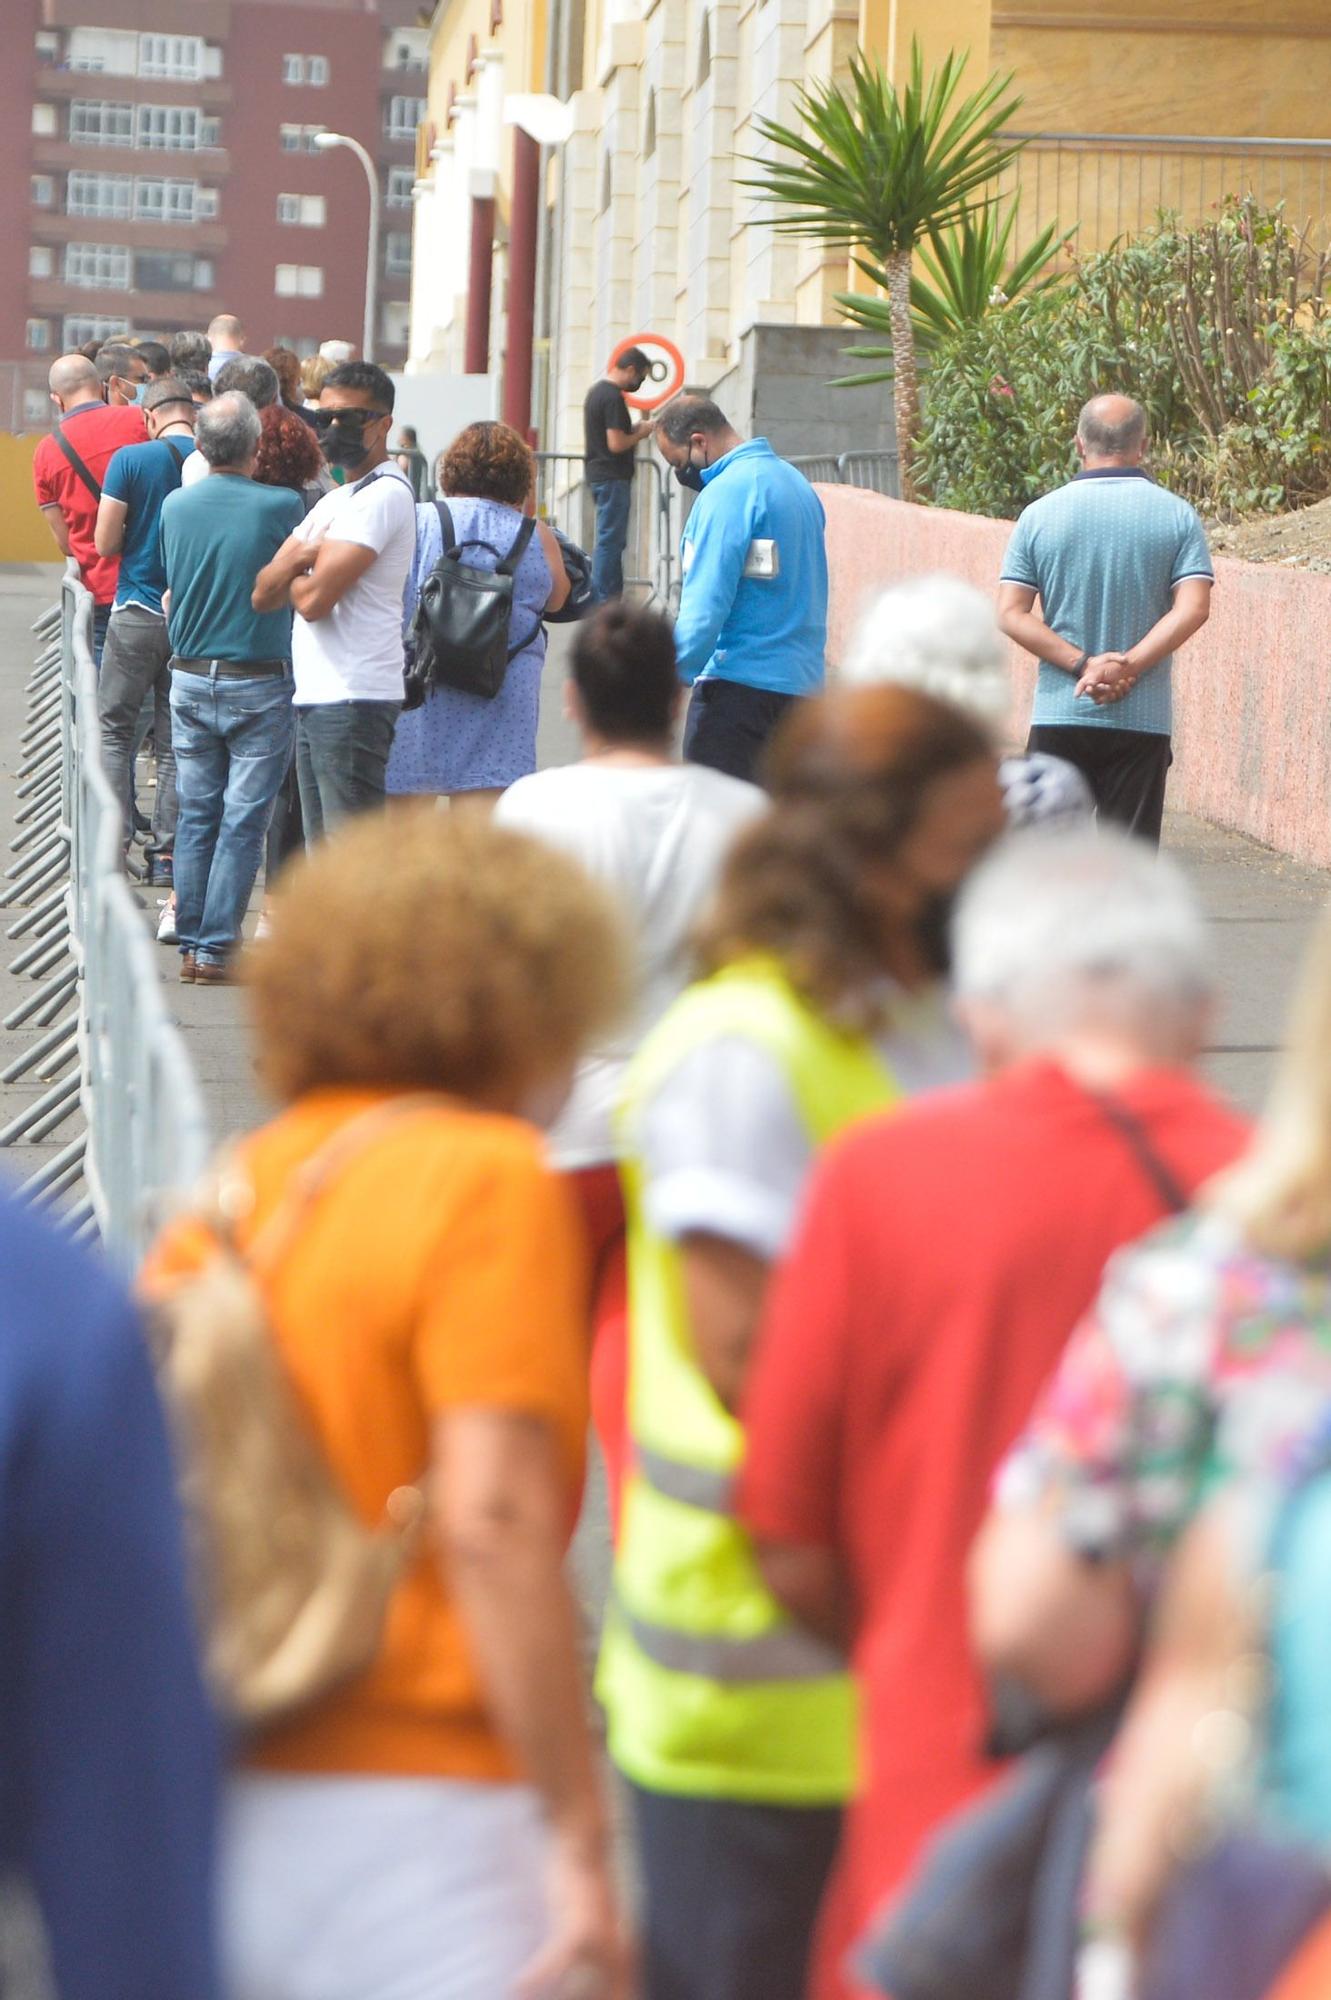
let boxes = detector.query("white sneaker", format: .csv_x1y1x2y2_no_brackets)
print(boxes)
156,898,178,945
255,909,273,942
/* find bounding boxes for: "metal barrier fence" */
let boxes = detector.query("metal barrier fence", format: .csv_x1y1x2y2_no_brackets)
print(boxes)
0,572,209,1263
534,452,678,609
789,450,901,498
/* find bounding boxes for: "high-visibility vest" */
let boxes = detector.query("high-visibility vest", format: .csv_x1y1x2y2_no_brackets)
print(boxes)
597,956,899,1805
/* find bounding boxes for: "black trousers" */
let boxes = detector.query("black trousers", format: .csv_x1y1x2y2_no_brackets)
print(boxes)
684,678,801,787
628,1781,843,2000
1027,724,1173,847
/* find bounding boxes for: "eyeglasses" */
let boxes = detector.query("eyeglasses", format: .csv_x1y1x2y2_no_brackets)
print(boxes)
309,407,385,435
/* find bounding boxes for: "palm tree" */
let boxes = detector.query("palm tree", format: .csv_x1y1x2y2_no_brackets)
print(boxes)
745,42,1027,499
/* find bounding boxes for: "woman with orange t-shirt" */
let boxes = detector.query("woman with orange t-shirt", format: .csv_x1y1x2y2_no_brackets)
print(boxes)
144,806,631,2000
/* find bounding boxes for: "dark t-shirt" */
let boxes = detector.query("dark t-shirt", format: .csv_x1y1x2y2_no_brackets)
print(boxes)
584,379,634,484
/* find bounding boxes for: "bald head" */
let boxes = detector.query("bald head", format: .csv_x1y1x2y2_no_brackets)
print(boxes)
1076,394,1147,465
48,353,103,413
208,314,245,353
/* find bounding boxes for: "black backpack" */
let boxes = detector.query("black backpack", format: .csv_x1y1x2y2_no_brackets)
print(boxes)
406,501,537,707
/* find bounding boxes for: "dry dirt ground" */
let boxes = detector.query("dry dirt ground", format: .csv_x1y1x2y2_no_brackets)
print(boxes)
1209,493,1331,572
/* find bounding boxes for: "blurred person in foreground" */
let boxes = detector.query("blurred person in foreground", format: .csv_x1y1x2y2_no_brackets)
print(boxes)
0,1189,219,2000
497,600,764,1525
160,394,303,984
143,807,631,2000
598,686,1005,2000
738,829,1248,2000
972,891,1331,1873
388,422,569,809
844,573,1092,829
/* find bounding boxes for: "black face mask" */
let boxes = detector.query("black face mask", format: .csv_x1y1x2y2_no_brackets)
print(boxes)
674,458,705,493
322,425,375,472
915,887,959,979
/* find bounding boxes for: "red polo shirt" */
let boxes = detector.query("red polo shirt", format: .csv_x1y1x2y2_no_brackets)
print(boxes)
739,1058,1248,2000
32,401,148,605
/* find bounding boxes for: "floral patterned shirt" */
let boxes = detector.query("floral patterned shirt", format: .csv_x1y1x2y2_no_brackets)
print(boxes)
996,1210,1331,1562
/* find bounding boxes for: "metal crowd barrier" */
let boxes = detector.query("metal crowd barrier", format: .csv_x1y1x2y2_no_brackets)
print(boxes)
790,449,901,498
533,452,678,609
0,572,209,1262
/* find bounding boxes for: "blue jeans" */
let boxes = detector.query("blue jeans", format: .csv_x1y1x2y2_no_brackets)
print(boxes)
590,478,633,602
295,700,400,844
170,669,294,965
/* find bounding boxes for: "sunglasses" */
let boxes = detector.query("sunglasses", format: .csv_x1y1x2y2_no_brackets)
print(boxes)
310,407,386,435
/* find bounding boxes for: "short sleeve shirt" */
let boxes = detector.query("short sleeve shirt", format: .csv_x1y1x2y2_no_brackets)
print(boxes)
584,379,634,484
1001,470,1213,736
32,401,148,605
102,436,196,613
291,467,417,703
160,475,303,662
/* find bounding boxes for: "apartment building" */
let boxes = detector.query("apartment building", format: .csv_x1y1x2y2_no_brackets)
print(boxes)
1,0,429,430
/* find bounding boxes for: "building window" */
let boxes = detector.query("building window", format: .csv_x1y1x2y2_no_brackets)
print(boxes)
26,320,51,353
69,100,134,146
136,105,204,151
35,30,59,62
308,55,330,86
275,264,324,298
277,193,326,226
385,232,412,275
283,53,330,86
280,124,326,155
32,104,57,138
68,27,137,76
385,96,425,142
275,334,321,358
62,314,130,349
387,166,414,206
382,300,410,347
65,242,133,290
134,250,210,293
282,53,304,84
24,389,51,429
196,187,220,218
68,171,133,218
134,179,201,223
30,174,55,207
29,246,54,280
139,34,204,81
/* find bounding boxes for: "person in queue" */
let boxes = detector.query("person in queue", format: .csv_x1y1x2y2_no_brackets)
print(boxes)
96,342,152,410
32,351,147,663
739,829,1247,2000
252,362,416,839
143,807,632,2000
182,359,282,488
653,393,829,785
387,422,569,811
496,600,764,1525
597,686,1005,2000
170,330,212,378
207,313,246,381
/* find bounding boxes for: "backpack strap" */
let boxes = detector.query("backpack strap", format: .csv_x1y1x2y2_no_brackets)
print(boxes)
163,438,191,473
433,499,456,554
496,513,536,578
1084,1088,1191,1216
53,424,103,504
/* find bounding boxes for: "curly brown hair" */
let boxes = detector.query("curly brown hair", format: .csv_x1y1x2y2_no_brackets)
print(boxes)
440,421,534,508
254,403,323,494
247,805,629,1109
697,685,997,1015
263,345,304,406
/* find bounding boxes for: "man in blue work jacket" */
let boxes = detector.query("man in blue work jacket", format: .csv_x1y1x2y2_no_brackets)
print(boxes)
655,394,828,783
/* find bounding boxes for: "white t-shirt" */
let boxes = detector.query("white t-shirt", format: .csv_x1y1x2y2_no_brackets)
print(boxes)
291,467,416,704
181,450,209,488
496,760,765,1167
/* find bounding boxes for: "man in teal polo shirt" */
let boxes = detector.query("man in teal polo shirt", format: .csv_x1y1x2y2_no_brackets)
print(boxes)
997,393,1214,845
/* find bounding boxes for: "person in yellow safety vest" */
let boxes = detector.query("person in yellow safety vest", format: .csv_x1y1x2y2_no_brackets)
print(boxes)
598,685,1007,2000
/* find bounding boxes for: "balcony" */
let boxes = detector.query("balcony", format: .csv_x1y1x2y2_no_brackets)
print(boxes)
34,213,228,252
35,68,232,109
28,278,222,323
32,137,231,177
41,0,233,35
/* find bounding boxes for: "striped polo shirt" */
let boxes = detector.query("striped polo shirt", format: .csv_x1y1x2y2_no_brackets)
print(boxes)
1001,469,1214,736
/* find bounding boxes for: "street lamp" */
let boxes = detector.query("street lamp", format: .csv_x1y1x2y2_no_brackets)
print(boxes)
312,131,381,364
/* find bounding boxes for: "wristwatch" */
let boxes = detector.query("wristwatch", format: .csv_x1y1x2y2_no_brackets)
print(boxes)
1071,651,1090,675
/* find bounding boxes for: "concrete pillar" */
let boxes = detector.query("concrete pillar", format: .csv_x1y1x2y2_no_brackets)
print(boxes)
503,126,541,438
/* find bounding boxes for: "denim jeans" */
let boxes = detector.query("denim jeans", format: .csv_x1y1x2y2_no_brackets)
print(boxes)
170,669,295,966
98,604,177,858
590,478,633,602
294,700,401,844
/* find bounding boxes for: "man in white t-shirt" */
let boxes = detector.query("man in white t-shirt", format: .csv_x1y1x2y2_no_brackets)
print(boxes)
252,362,416,838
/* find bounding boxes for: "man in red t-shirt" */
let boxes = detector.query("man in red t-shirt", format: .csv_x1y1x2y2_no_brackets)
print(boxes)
738,830,1248,2000
32,353,148,662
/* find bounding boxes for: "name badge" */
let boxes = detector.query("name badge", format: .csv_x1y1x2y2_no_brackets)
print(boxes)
743,538,779,579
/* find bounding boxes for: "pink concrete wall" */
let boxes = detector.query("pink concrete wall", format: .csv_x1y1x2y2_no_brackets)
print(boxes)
817,484,1331,870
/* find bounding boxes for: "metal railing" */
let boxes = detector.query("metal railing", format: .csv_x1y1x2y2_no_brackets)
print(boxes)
790,449,901,498
0,573,209,1262
998,132,1331,262
533,452,677,609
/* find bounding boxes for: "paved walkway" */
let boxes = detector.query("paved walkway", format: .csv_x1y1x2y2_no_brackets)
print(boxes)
0,569,1324,1213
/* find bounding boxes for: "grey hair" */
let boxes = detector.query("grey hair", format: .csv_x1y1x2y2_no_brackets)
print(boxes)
214,356,280,410
195,391,261,469
953,827,1211,1046
842,575,1008,726
169,330,211,372
655,392,730,445
1076,396,1147,458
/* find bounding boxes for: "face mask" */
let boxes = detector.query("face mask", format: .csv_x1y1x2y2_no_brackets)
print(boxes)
322,424,375,471
674,448,706,494
914,886,959,979
126,380,148,405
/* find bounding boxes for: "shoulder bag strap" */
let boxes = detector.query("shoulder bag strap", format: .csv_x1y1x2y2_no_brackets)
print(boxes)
433,499,456,554
53,424,103,504
496,512,536,578
164,439,190,471
1085,1088,1191,1216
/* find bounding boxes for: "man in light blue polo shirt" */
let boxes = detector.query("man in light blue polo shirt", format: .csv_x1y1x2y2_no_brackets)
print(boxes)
655,394,827,784
997,393,1213,845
